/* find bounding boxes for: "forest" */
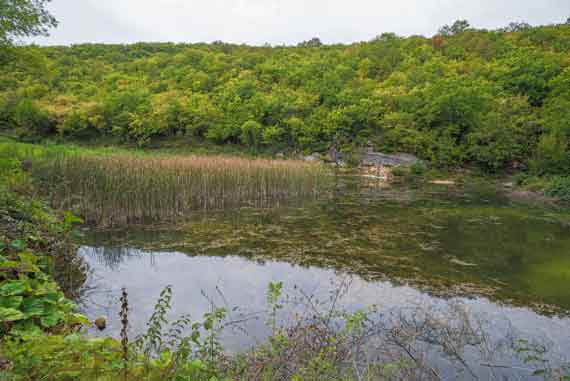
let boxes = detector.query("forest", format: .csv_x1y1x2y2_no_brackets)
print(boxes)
1,19,570,176
3,1,570,378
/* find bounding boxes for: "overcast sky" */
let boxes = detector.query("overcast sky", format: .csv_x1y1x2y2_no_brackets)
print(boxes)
31,0,570,46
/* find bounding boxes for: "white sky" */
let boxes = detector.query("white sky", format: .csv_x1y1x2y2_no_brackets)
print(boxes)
31,0,570,46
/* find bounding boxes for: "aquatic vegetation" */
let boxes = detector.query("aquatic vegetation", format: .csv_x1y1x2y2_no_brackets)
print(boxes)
82,184,570,313
30,150,331,226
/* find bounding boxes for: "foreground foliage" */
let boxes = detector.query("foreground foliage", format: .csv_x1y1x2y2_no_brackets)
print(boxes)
0,0,57,49
0,152,86,338
3,281,570,381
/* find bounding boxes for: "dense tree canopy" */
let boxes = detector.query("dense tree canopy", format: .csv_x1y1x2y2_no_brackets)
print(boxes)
1,20,570,174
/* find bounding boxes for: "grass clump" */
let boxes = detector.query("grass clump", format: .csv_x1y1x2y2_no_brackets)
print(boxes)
34,152,330,226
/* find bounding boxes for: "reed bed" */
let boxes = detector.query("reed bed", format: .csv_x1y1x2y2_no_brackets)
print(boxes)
33,152,330,226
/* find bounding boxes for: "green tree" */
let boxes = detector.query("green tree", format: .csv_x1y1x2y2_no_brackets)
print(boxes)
528,68,570,174
184,93,222,137
0,0,57,45
439,20,471,36
501,21,532,33
101,88,152,140
11,97,55,138
467,97,539,171
417,78,492,166
240,120,264,150
496,48,562,106
297,37,323,48
1,20,570,174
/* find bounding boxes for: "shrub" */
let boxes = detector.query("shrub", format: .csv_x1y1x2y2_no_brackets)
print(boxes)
59,111,99,139
0,156,88,337
239,120,264,149
391,166,406,177
545,176,570,201
410,161,426,176
11,98,56,139
513,172,532,186
531,133,570,175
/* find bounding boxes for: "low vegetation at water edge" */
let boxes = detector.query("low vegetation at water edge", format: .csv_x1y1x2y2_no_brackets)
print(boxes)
1,140,331,226
37,152,330,225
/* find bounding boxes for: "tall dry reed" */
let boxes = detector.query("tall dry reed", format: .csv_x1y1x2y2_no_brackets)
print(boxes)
34,152,330,226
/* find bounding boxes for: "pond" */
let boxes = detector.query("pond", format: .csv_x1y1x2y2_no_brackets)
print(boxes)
78,177,570,378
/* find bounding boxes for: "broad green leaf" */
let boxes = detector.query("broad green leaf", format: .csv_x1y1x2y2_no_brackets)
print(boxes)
18,251,39,265
0,280,28,296
63,333,83,344
63,211,84,229
42,292,61,305
10,240,24,251
0,259,20,270
21,297,45,317
41,310,64,328
10,321,43,337
71,229,84,239
191,359,207,370
66,313,90,326
0,307,25,322
0,296,23,309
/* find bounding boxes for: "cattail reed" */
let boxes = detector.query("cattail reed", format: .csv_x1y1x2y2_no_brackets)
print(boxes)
33,152,330,226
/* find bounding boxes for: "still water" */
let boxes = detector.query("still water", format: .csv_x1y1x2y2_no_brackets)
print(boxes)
78,179,570,378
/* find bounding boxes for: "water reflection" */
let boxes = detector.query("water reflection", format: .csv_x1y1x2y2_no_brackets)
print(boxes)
77,181,570,378
82,188,570,312
80,246,570,378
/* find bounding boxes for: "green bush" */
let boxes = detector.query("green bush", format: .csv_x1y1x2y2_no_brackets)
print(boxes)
545,176,570,201
513,172,532,186
59,111,99,139
532,133,570,175
239,120,263,149
10,98,56,139
410,161,426,176
391,166,406,177
0,155,88,337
